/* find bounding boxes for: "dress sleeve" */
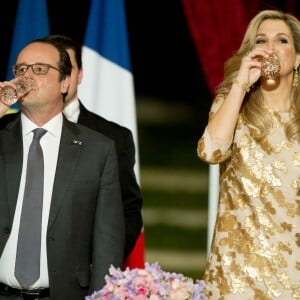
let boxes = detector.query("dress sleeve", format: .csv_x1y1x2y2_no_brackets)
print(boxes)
197,97,233,163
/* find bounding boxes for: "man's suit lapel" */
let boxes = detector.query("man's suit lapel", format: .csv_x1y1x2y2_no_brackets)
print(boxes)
1,116,23,222
47,119,83,229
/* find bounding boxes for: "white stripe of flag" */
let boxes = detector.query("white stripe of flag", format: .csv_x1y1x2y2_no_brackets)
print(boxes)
78,0,140,181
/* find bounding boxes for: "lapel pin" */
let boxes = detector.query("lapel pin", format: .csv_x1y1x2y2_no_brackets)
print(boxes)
72,139,83,145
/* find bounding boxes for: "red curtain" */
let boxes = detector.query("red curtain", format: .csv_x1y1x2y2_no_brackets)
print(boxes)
181,0,252,96
181,0,298,96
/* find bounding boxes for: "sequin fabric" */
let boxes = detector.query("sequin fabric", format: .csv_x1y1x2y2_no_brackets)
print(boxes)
197,98,300,299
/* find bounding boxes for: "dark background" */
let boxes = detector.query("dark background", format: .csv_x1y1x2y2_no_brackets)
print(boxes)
1,1,299,129
0,1,211,127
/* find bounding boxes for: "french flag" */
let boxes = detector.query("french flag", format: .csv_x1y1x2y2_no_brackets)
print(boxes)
78,0,145,269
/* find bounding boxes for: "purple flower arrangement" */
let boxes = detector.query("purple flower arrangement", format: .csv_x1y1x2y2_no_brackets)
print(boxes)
86,262,207,300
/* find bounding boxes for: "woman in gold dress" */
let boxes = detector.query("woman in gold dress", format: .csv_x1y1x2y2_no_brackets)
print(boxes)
197,10,300,299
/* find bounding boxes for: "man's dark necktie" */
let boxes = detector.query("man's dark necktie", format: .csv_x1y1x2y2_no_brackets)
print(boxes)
15,128,47,288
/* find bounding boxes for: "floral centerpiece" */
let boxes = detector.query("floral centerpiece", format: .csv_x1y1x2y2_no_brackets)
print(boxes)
86,262,207,300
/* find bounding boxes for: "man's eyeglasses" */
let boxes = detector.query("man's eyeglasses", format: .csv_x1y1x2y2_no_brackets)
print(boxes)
12,63,62,76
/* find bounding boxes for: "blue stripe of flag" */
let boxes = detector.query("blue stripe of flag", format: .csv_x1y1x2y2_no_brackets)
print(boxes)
84,0,132,72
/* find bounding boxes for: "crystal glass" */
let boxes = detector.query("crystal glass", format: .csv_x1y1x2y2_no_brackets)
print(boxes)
0,76,34,106
261,53,281,81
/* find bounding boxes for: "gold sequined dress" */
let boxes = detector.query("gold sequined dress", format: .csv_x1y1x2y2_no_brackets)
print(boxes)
197,98,300,299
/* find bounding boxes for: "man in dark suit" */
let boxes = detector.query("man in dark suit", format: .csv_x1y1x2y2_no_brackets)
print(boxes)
44,34,143,260
0,38,125,299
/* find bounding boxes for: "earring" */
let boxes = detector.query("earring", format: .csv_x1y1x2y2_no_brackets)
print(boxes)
293,66,299,88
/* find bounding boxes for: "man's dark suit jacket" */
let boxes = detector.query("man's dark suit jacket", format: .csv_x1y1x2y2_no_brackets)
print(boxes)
0,113,125,299
77,101,143,258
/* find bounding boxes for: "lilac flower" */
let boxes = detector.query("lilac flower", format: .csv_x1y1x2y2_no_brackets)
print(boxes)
86,262,207,300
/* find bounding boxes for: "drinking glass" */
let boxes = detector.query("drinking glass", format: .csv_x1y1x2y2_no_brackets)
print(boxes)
261,52,281,81
0,76,34,106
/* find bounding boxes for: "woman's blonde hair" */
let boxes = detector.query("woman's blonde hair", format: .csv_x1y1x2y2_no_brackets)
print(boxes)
216,10,300,141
